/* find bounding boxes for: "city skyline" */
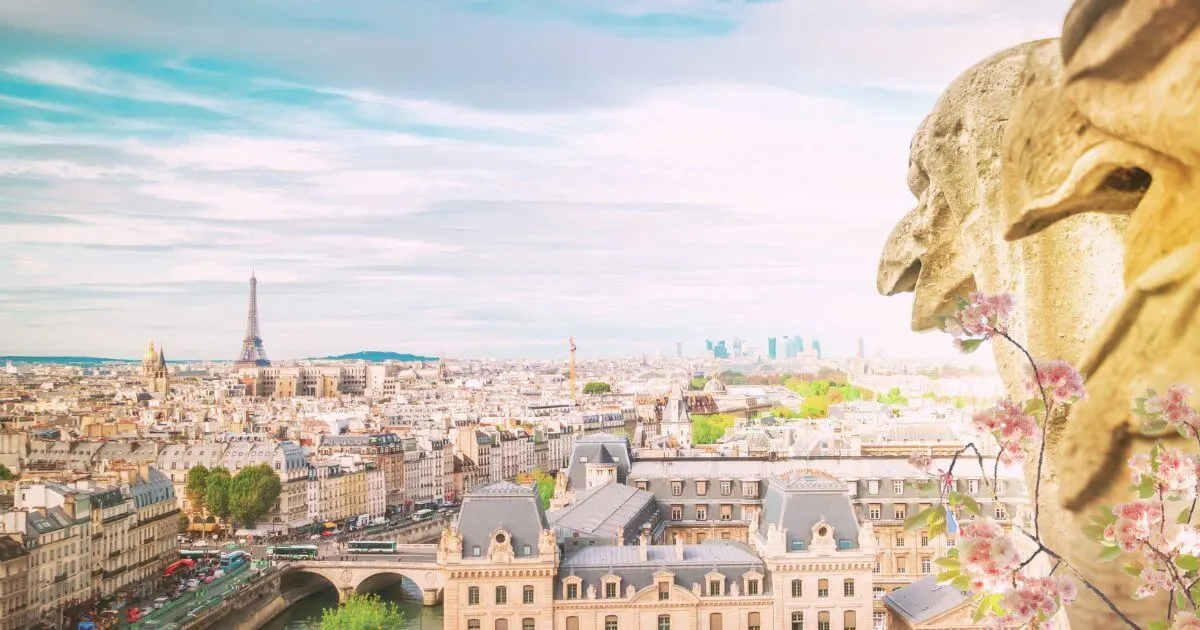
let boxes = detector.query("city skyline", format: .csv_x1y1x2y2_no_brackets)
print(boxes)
0,0,1068,361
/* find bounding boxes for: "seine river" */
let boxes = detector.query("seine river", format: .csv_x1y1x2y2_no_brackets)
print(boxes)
260,580,444,630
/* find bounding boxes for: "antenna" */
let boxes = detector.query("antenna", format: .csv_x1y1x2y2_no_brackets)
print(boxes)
569,337,577,405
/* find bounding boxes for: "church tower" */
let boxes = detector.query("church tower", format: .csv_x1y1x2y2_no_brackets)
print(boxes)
141,339,170,395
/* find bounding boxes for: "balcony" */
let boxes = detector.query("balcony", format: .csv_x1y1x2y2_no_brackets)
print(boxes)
53,573,67,584
107,550,121,559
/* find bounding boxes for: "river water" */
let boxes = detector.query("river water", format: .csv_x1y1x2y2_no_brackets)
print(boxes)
260,580,444,630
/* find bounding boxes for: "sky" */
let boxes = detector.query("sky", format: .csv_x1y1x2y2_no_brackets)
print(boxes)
0,0,1072,361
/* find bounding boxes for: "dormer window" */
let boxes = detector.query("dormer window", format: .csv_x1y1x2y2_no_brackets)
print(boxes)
602,574,621,598
563,576,582,600
472,546,481,557
867,480,880,495
790,540,806,551
705,570,725,596
742,570,763,597
658,581,670,601
671,481,683,496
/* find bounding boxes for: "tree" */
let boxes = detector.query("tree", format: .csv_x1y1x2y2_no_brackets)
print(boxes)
0,464,14,480
689,377,710,391
691,414,734,444
532,471,555,510
582,381,612,394
178,514,190,534
770,406,800,419
185,466,209,514
320,593,404,630
205,467,232,531
800,395,829,419
878,387,908,405
228,464,282,528
809,379,831,396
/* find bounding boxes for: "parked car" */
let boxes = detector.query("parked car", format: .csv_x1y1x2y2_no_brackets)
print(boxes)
153,597,169,610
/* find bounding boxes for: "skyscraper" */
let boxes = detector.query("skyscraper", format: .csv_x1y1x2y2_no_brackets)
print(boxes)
713,340,729,359
767,337,777,360
234,272,271,367
812,339,822,359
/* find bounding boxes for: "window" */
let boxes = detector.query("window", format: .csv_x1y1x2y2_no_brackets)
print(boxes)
671,505,683,520
468,586,480,605
947,536,956,548
523,585,534,604
844,611,857,630
721,481,732,496
791,612,804,630
710,580,722,596
791,579,802,597
566,583,578,599
469,621,481,630
523,620,535,630
605,582,618,598
697,505,708,521
747,579,759,595
818,611,830,630
873,587,885,599
566,617,579,630
873,611,886,630
658,615,671,630
721,505,733,521
742,482,758,497
995,505,1008,520
818,579,829,597
892,480,904,494
897,557,907,574
697,532,707,543
497,620,508,630
867,480,879,495
868,504,881,520
920,533,929,547
473,546,481,557
711,613,724,630
895,534,905,547
721,532,731,540
495,586,507,604
967,479,979,494
843,579,855,597
791,540,806,551
671,481,683,496
894,504,906,520
605,616,618,630
873,562,880,574
696,480,708,496
658,582,670,601
921,557,932,574
749,612,761,630
522,545,531,556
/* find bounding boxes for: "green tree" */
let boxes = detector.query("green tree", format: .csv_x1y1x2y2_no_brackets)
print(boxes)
809,379,831,396
228,464,282,528
783,377,811,397
770,406,799,419
691,414,735,444
185,466,210,514
0,464,14,480
205,467,232,531
582,381,612,395
178,514,190,534
878,387,908,405
532,471,555,510
689,377,710,391
800,395,829,419
320,593,405,630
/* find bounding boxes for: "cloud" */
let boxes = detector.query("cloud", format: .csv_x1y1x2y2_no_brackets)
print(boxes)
0,0,1072,361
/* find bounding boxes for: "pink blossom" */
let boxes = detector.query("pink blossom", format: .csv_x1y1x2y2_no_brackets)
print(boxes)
908,452,932,471
959,518,1022,591
1156,447,1199,499
973,400,1038,464
1128,452,1152,482
1174,613,1200,630
997,574,1070,627
1171,525,1200,556
1106,501,1165,551
1146,385,1200,438
952,292,1014,337
1134,568,1173,599
1029,360,1086,406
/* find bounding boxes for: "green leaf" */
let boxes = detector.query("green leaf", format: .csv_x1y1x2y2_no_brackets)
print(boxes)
951,575,971,591
1023,398,1045,415
1149,621,1168,630
945,547,959,559
936,570,959,585
904,507,934,531
1140,420,1169,435
929,520,945,539
973,595,997,622
1178,591,1189,611
1151,443,1161,471
1121,562,1143,577
962,494,982,517
935,557,961,569
1177,555,1200,572
1098,545,1122,562
1082,524,1106,540
948,491,962,506
1137,477,1157,498
958,338,984,354
1181,507,1193,525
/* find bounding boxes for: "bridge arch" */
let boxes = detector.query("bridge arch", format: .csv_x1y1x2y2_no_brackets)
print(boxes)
292,561,445,605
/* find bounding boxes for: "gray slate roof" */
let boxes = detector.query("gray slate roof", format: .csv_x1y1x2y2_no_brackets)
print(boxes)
547,481,656,539
883,575,970,624
557,540,768,598
566,433,631,490
759,474,860,549
457,481,548,559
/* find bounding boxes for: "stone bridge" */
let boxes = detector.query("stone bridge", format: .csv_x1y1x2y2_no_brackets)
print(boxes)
288,545,446,605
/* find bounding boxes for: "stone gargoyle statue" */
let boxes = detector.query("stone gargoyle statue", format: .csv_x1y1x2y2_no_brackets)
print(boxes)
877,34,1140,626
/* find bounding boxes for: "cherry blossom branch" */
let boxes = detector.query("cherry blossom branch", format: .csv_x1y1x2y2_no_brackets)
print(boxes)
1015,525,1142,630
997,330,1053,540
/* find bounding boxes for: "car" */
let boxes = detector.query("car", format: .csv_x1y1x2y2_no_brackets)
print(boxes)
153,597,169,610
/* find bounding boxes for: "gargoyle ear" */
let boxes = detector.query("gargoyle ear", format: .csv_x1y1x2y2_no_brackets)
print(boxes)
1003,140,1154,241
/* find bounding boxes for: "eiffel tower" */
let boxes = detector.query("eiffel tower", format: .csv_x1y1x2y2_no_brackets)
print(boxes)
233,272,271,367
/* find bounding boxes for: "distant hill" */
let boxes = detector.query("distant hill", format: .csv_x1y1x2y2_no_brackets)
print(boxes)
317,351,437,362
1,356,133,366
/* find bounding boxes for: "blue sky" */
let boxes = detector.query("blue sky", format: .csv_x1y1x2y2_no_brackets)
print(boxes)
0,0,1070,360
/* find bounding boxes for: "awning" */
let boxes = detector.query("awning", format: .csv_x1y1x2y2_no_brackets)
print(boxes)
323,522,337,528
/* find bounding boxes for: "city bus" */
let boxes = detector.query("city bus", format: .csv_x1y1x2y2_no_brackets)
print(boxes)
265,545,319,560
179,549,220,561
411,508,435,522
219,550,248,570
347,540,396,554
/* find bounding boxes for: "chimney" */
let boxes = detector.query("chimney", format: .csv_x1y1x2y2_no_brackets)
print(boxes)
616,529,624,547
675,534,685,561
638,531,649,562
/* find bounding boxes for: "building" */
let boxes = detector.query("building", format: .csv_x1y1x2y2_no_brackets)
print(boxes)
140,341,169,396
882,577,985,630
233,272,271,368
768,338,777,361
0,535,30,630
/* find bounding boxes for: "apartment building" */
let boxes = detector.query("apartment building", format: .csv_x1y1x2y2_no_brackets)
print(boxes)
0,535,30,630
